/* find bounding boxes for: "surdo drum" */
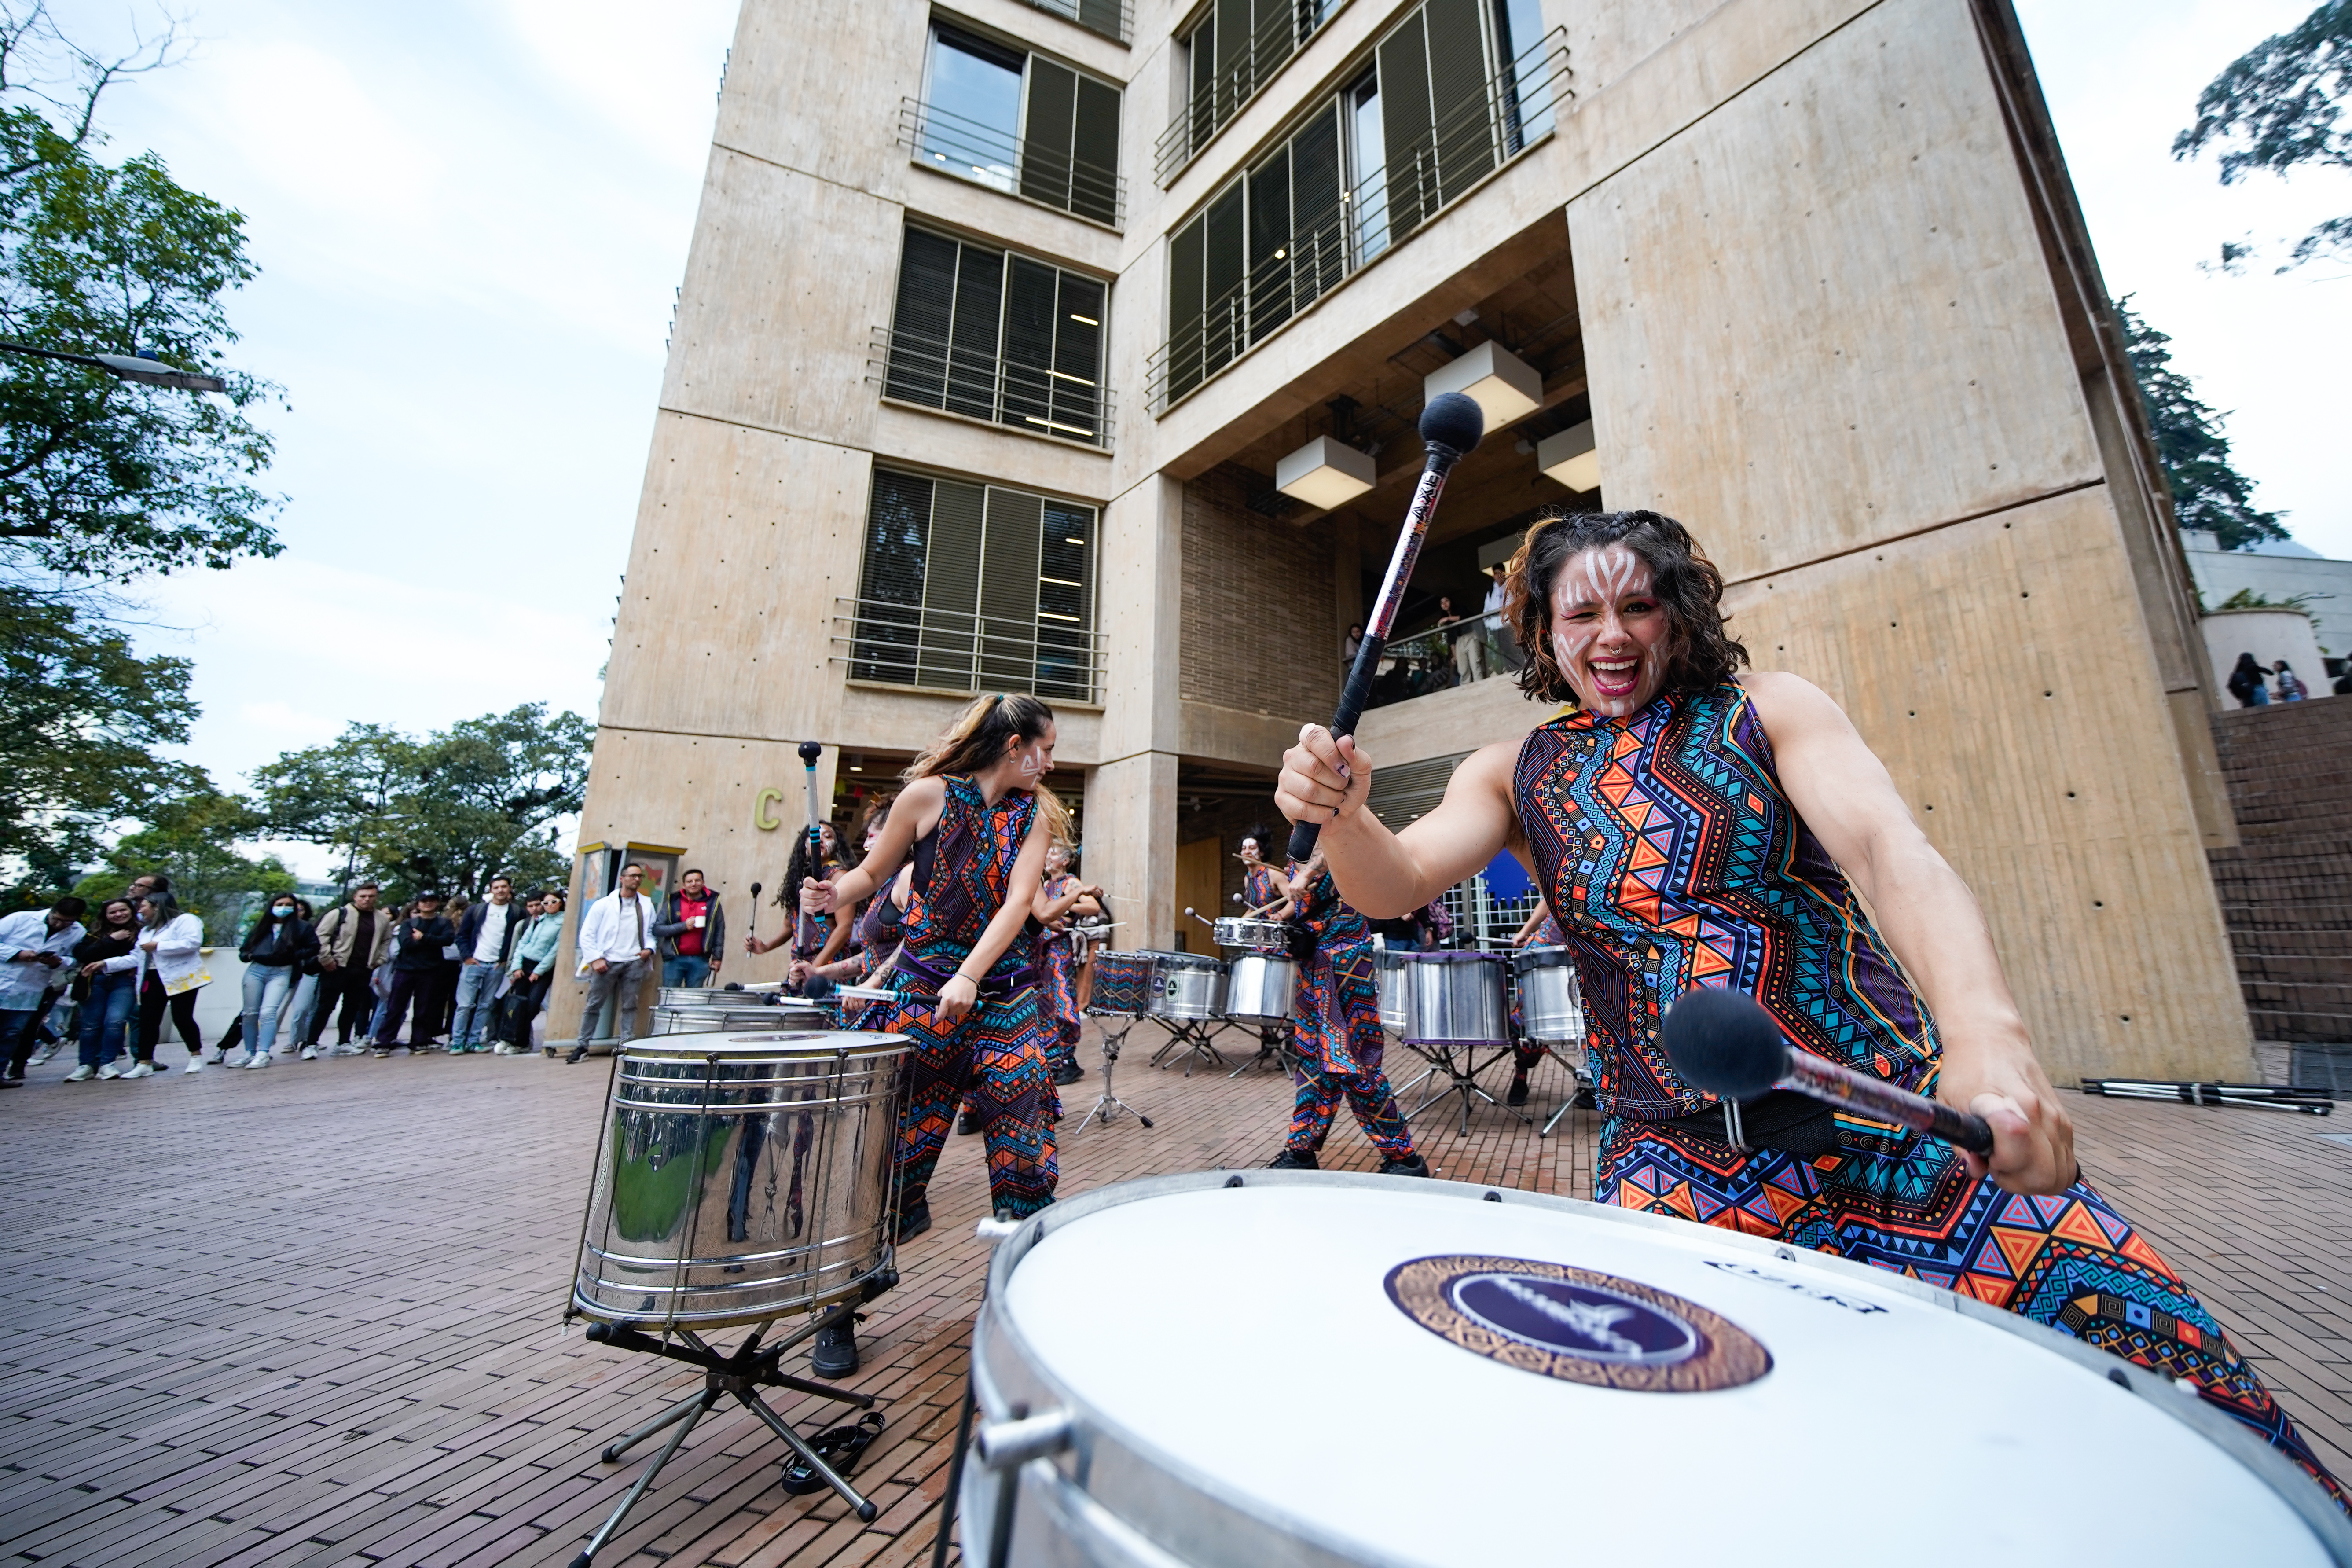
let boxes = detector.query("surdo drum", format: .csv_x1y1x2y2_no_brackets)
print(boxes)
1141,951,1226,1021
959,1172,2352,1566
572,1029,911,1327
1398,950,1508,1047
1221,951,1299,1023
1512,945,1585,1045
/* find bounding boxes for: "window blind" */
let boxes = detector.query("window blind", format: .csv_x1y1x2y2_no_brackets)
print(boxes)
886,226,1108,444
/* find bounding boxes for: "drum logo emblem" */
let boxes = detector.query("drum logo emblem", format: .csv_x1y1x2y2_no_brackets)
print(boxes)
1385,1255,1770,1392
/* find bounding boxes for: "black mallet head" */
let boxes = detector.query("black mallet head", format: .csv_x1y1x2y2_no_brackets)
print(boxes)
1659,988,1789,1102
798,740,823,767
1419,391,1486,461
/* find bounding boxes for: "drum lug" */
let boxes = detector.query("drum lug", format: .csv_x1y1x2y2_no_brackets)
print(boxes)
976,1408,1075,1471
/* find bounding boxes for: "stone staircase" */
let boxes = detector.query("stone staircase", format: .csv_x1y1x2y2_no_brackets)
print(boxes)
2208,698,2352,1046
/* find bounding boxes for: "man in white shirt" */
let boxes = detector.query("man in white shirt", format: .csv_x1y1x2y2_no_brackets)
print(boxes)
1,898,87,1085
451,875,525,1052
568,863,658,1064
1481,560,1512,677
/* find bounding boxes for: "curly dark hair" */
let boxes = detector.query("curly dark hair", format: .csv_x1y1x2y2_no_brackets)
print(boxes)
1504,508,1749,704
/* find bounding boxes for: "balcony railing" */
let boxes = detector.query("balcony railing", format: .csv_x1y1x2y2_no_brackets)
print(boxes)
1152,0,1350,184
1150,31,1569,412
1358,613,1519,711
835,596,1108,705
1021,0,1132,44
897,98,1126,229
868,327,1116,450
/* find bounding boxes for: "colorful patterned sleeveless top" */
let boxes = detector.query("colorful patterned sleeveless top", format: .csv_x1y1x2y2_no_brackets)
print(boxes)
1037,871,1077,948
1243,864,1284,910
1513,684,1937,1120
902,775,1038,979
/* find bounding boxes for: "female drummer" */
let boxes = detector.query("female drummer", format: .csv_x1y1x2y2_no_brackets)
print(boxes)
1237,830,1287,915
803,693,1063,1243
752,821,855,966
1276,507,2345,1500
1032,839,1102,1086
1267,849,1427,1179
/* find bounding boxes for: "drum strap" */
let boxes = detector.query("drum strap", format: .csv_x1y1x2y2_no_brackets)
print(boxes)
1649,1089,1838,1158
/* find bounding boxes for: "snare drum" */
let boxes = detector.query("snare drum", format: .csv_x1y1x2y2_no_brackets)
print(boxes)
1086,951,1156,1016
963,1173,2352,1566
1143,951,1226,1021
1212,915,1289,951
1222,951,1298,1022
1400,950,1508,1047
572,1029,911,1328
1513,945,1585,1044
651,1001,830,1036
1372,947,1409,1033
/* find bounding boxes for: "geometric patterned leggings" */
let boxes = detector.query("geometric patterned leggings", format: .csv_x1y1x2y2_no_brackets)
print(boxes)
872,984,1058,1222
1285,940,1413,1162
1600,1114,2348,1510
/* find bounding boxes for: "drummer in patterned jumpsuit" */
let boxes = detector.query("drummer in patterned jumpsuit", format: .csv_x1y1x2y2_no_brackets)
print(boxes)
802,692,1064,1243
1238,830,1286,915
1277,507,2348,1506
1264,850,1427,1178
1032,840,1102,1087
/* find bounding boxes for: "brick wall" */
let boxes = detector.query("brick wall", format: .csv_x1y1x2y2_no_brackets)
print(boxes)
1179,466,1339,721
2208,698,2352,1042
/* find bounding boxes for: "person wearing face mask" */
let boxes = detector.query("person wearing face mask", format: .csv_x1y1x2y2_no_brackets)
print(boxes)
237,896,319,1068
1275,507,2346,1506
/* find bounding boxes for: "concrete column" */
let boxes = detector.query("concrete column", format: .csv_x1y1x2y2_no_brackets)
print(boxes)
1091,472,1183,951
1084,754,1178,952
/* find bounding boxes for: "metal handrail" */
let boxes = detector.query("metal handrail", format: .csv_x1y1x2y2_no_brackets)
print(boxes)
1152,0,1350,184
898,97,1127,229
834,596,1108,704
1020,0,1133,44
1150,30,1570,412
867,327,1116,450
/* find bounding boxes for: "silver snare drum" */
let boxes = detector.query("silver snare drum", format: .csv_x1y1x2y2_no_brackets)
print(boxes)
1513,945,1585,1044
572,1029,910,1328
1223,951,1298,1022
651,1000,829,1036
1143,951,1227,1021
1401,950,1508,1047
1213,916,1290,951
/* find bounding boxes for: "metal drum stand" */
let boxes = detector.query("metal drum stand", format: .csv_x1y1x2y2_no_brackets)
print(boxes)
1150,1016,1230,1075
1073,1012,1154,1133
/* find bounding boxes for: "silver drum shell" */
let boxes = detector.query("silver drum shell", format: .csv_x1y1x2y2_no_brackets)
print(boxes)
1372,948,1409,1033
572,1029,910,1328
1400,951,1508,1047
1143,952,1227,1021
1513,947,1586,1044
1223,952,1299,1021
651,1003,829,1036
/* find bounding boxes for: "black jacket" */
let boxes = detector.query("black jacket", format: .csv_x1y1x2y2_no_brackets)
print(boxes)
240,917,321,969
456,899,529,967
652,889,727,962
390,915,456,972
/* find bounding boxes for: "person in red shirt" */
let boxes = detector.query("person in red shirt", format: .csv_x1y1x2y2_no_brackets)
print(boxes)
653,869,727,989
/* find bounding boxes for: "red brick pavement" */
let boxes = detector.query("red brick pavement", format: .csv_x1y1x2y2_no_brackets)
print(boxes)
0,1025,2347,1567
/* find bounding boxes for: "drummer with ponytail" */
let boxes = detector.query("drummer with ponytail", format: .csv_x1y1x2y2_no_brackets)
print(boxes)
802,694,1064,1248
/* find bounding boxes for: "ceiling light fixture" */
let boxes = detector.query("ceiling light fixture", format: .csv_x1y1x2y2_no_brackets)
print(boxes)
1422,340,1541,430
1275,435,1376,510
1537,420,1601,493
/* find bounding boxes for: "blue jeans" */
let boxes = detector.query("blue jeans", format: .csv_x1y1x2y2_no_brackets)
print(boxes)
663,954,711,988
452,962,503,1046
282,971,319,1047
242,965,294,1056
78,972,137,1067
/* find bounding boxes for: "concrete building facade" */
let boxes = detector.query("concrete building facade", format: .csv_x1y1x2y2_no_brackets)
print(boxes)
559,0,2257,1083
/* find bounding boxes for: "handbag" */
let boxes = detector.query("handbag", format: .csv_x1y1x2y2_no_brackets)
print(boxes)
163,963,212,996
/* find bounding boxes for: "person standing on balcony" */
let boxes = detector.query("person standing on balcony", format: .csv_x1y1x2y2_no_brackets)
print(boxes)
1437,592,1485,686
1483,560,1514,673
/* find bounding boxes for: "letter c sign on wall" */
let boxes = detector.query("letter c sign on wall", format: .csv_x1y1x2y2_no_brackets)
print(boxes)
754,788,784,831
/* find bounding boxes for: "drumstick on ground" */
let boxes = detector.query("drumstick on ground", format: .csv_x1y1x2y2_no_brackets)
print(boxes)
1286,392,1486,866
1660,988,1994,1155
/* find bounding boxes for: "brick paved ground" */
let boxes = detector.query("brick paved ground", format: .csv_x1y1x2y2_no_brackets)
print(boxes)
3,1025,2349,1568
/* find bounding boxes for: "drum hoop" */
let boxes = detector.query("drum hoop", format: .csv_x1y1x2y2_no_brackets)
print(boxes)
619,1028,908,1060
978,1171,2352,1565
1512,945,1576,970
1401,949,1504,965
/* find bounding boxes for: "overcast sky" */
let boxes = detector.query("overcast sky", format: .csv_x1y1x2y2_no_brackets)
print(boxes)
51,0,2352,877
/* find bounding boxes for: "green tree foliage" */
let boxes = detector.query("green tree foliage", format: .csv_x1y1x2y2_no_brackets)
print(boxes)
0,4,283,582
67,781,293,938
2173,2,2352,271
0,581,195,904
256,705,595,904
2113,295,2288,552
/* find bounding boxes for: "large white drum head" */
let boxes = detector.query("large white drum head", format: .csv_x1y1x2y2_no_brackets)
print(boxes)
998,1182,2339,1566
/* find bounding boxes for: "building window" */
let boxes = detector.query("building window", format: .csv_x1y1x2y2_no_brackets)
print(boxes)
1158,0,1347,181
906,23,1124,227
1156,0,1563,407
881,226,1110,447
848,470,1101,702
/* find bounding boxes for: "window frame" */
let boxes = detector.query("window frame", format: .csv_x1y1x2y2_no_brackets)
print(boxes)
911,15,1128,229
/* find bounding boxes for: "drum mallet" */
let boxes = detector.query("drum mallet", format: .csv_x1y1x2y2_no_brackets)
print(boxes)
745,881,762,951
1286,391,1485,866
1660,988,1994,1155
796,739,824,949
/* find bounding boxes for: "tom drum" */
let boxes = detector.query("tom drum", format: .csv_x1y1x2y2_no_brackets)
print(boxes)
959,1172,2352,1567
1086,951,1156,1017
1399,950,1508,1047
1373,948,1409,1034
1222,951,1299,1023
1512,945,1585,1045
1143,951,1226,1021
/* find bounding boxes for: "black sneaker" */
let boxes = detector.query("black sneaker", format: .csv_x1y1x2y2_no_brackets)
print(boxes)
1506,1075,1530,1107
811,1319,859,1379
1266,1148,1318,1171
956,1110,981,1136
1053,1063,1086,1086
893,1201,932,1243
0,1070,23,1088
1378,1153,1431,1179
565,1044,588,1064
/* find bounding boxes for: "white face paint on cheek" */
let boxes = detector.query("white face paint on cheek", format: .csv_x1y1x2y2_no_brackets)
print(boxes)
1550,545,1656,717
1018,748,1042,777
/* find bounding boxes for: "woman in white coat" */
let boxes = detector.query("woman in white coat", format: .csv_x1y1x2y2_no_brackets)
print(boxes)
109,891,211,1077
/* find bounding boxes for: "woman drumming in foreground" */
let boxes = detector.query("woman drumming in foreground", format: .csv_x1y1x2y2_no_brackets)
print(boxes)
1276,507,2345,1501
